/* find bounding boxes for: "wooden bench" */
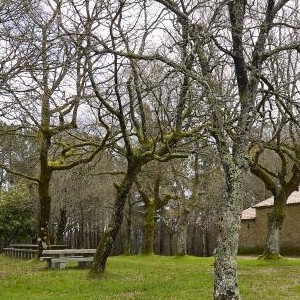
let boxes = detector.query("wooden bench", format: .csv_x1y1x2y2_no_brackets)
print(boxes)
2,244,68,259
2,247,38,259
10,244,67,250
10,244,38,249
41,249,96,269
50,256,94,269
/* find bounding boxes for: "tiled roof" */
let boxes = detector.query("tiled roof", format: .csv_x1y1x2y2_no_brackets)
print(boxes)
241,190,300,220
253,190,300,207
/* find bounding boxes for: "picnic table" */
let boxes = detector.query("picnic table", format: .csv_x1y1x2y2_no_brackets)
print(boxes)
2,244,67,259
41,249,97,269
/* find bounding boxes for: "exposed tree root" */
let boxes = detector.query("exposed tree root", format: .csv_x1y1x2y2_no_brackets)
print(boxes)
258,253,283,260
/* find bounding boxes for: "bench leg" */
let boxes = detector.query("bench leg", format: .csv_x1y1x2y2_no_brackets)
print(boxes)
51,261,66,269
59,262,66,270
78,261,93,268
51,262,61,269
78,261,87,268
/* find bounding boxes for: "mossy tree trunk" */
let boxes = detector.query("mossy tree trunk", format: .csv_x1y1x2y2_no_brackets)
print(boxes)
214,163,245,300
175,210,189,256
124,191,134,255
143,198,155,254
37,128,53,257
250,147,300,259
91,160,141,274
136,175,171,255
56,207,68,245
37,180,52,256
263,207,285,258
262,193,287,259
136,190,156,255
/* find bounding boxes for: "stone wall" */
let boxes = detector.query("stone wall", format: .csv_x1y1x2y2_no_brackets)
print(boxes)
239,204,300,254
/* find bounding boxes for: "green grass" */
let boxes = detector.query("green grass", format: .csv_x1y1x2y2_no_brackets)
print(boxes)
0,254,300,299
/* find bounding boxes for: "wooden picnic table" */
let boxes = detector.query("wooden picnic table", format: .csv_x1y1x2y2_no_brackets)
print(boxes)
41,249,97,269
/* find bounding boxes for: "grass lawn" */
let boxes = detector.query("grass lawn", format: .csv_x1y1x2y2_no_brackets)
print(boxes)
0,254,300,299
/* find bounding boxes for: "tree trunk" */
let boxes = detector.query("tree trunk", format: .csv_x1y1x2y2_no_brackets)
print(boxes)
250,159,300,259
91,161,141,275
124,198,133,255
37,127,53,257
159,220,164,254
264,214,283,256
143,198,155,254
175,209,189,256
202,226,207,257
175,221,188,256
78,206,85,248
56,207,67,245
214,165,245,300
37,176,52,257
262,204,285,259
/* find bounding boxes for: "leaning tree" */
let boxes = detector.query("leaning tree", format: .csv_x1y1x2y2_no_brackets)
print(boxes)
60,0,207,274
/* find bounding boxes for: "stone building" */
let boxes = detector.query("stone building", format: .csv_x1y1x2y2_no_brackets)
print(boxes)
239,190,300,255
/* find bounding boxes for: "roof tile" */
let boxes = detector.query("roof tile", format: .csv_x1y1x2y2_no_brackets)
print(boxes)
241,190,300,220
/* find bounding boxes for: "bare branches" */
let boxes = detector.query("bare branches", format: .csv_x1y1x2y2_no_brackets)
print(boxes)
154,0,189,24
0,163,40,183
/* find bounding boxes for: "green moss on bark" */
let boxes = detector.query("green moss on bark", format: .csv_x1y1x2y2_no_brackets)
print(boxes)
258,253,283,260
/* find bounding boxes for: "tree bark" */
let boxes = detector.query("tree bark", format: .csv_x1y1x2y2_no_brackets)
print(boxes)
175,208,189,256
124,194,133,255
136,173,166,255
250,157,300,259
37,129,53,257
37,174,52,257
262,201,285,258
143,198,155,254
264,213,284,256
91,160,141,275
175,221,188,256
202,226,207,257
56,207,68,245
214,164,245,300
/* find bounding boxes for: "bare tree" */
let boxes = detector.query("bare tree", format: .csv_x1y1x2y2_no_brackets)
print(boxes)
249,44,300,258
50,151,118,248
0,1,109,256
135,163,174,254
1,1,299,299
61,0,205,274
150,0,300,298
